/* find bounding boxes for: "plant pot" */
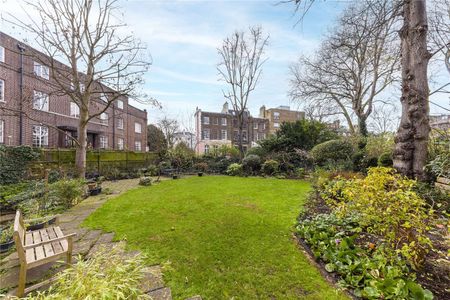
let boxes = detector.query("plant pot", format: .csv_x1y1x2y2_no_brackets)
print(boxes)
27,216,58,231
87,182,97,190
89,187,102,196
0,240,14,253
172,175,178,179
198,172,203,177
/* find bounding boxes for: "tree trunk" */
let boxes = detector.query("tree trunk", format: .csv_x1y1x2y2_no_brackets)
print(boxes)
393,0,430,181
75,112,88,178
358,116,369,137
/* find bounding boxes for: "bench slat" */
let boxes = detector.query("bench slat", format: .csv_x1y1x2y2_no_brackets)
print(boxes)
54,227,68,252
25,232,35,262
32,231,45,260
48,227,63,254
40,228,54,257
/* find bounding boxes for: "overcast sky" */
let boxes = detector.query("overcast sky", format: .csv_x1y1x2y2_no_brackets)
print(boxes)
1,0,448,128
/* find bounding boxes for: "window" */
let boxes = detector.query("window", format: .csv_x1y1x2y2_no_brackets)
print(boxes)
263,123,266,130
203,116,209,124
202,129,210,140
0,120,4,143
234,130,239,141
273,112,280,120
117,100,124,109
117,118,124,129
242,131,247,141
204,144,209,154
32,125,48,147
100,112,108,125
221,117,227,126
33,62,49,80
135,141,142,151
213,117,218,125
274,122,280,128
70,102,79,118
253,123,258,130
0,46,4,63
101,93,108,102
33,91,49,111
0,79,4,102
99,136,108,149
221,129,227,140
135,122,142,133
80,83,85,92
117,138,124,150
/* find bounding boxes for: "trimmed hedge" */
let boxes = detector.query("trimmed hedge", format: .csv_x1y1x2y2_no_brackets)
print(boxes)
310,139,354,166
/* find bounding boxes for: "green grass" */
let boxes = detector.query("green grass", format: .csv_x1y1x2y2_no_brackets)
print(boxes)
83,176,347,300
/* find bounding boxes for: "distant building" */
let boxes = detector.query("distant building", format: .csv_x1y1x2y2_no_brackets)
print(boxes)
173,131,195,150
430,114,450,131
259,105,305,134
194,102,269,154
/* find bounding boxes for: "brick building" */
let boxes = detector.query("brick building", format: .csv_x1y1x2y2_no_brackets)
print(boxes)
0,32,147,151
259,105,305,134
430,114,450,131
194,102,269,154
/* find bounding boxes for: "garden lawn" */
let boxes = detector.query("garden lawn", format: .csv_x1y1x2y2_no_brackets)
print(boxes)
83,176,347,300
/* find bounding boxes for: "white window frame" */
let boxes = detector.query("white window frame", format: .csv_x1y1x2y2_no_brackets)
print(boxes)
0,120,4,143
203,116,209,125
100,93,108,102
253,123,258,130
221,129,227,140
117,118,124,129
135,122,142,133
117,138,124,150
213,117,219,125
0,46,4,63
204,144,209,154
32,125,48,147
273,112,280,120
99,136,108,149
33,91,49,111
117,100,124,109
0,79,4,102
100,112,108,125
242,130,247,141
221,117,227,126
70,102,80,118
135,141,142,151
202,129,210,140
274,122,280,128
33,62,49,80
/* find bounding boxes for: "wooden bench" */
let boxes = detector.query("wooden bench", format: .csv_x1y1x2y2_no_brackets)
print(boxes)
13,211,76,297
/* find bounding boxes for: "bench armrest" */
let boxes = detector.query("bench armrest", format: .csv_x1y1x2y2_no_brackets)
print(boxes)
25,214,60,224
24,233,76,250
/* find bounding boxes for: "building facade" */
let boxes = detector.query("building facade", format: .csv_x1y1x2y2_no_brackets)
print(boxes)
194,102,269,154
173,131,195,150
430,114,450,131
0,32,147,151
259,105,305,134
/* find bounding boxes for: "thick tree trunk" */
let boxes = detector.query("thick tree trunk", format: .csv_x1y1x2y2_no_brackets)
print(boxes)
358,116,369,137
393,0,430,181
75,112,88,178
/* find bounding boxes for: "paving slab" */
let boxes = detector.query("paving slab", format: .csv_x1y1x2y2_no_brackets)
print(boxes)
140,266,165,293
147,287,172,300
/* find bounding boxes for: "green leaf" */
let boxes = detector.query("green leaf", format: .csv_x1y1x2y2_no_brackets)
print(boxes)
324,263,336,272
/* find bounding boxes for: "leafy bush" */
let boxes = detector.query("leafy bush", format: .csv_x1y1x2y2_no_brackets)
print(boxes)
194,162,208,172
146,164,159,176
0,225,13,243
297,213,433,300
0,146,41,185
321,167,432,269
378,152,393,167
261,160,279,176
48,179,85,210
426,153,450,178
226,163,243,176
242,154,261,175
22,244,148,299
310,139,354,168
139,176,152,186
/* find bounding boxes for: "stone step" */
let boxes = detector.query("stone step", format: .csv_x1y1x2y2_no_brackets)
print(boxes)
147,287,172,300
140,265,165,293
185,296,202,300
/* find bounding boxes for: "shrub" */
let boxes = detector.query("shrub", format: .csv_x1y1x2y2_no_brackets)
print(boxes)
226,163,243,176
194,162,208,172
378,152,393,167
139,176,152,186
242,154,261,175
426,153,450,178
321,167,432,269
146,164,159,176
48,179,85,210
261,160,279,176
310,139,354,168
294,167,306,179
23,244,148,299
0,146,41,185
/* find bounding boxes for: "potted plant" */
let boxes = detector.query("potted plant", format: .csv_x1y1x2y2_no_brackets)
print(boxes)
26,214,58,231
0,225,14,253
194,162,208,177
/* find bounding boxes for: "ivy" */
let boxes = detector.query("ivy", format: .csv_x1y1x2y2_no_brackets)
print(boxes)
0,146,41,185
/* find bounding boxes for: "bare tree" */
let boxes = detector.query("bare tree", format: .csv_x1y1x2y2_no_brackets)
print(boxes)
6,0,156,178
368,103,400,134
157,116,179,149
217,26,269,158
289,0,400,137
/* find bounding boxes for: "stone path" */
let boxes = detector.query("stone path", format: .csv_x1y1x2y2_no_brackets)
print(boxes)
0,178,201,300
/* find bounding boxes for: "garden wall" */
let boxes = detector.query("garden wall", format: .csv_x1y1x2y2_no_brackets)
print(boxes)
30,149,158,177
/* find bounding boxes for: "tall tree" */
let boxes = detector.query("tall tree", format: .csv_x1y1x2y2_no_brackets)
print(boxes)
217,26,269,158
289,0,399,137
157,116,179,149
8,0,155,178
147,124,167,154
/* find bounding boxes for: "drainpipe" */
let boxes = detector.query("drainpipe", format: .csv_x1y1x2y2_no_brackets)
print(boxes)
17,43,26,145
112,103,115,149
